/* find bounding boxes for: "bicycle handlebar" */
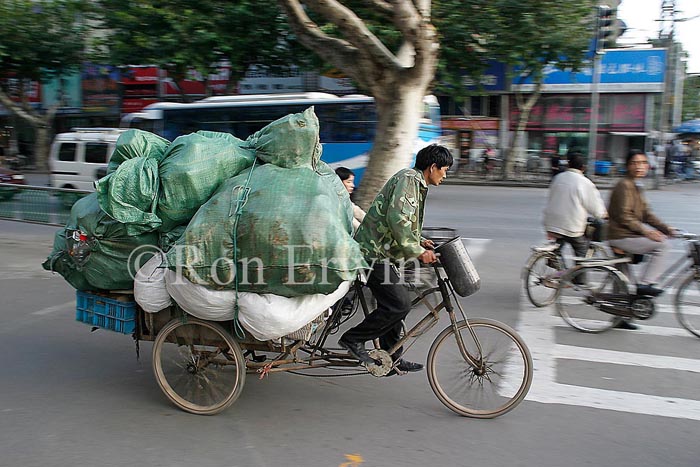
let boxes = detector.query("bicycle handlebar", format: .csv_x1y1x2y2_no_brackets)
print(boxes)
673,230,697,240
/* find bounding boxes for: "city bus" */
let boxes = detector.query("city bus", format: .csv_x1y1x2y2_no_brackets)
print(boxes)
120,92,442,182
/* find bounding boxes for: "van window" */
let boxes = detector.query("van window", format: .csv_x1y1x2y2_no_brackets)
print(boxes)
58,143,77,162
85,143,109,164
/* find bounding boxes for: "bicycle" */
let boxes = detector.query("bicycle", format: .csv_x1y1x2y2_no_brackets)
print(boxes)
523,224,609,307
145,236,533,418
555,232,700,336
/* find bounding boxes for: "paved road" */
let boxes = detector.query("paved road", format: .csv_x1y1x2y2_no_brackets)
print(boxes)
1,183,699,467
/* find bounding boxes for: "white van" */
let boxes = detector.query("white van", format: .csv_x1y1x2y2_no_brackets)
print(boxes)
49,128,127,191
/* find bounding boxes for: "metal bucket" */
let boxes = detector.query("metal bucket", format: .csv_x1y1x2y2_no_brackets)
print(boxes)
435,237,480,297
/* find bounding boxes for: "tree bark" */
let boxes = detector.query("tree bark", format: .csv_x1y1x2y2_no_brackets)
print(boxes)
506,81,542,179
0,89,55,172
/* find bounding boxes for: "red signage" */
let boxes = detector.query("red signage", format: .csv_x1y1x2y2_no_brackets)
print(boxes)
442,117,500,131
122,98,159,114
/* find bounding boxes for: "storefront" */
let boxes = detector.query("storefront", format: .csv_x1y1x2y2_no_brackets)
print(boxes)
441,117,500,162
510,48,666,172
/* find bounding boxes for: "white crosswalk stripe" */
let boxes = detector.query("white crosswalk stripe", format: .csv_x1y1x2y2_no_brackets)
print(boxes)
517,288,700,421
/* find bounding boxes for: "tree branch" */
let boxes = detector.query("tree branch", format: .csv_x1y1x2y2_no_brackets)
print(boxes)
302,0,403,70
0,91,42,127
357,0,393,17
392,0,437,83
278,0,361,71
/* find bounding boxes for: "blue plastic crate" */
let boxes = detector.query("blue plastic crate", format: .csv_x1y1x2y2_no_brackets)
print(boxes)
75,290,137,334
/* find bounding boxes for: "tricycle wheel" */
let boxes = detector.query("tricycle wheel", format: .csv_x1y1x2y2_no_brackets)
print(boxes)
152,317,246,415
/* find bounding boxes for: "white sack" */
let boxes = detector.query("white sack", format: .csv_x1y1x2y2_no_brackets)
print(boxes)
134,252,172,313
164,270,350,341
164,270,237,320
237,281,350,341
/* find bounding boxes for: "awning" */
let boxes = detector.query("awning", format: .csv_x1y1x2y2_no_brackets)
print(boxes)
609,132,648,136
673,119,700,134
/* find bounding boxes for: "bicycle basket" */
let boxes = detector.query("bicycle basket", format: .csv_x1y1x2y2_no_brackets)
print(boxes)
434,237,480,297
422,227,458,244
585,219,608,242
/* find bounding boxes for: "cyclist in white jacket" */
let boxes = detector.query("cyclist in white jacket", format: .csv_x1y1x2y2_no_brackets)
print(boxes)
543,151,607,258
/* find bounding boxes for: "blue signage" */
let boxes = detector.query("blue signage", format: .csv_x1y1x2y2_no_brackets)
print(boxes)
513,48,666,91
463,61,507,91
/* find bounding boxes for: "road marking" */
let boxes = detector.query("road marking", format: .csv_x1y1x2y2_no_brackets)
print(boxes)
518,292,700,421
462,238,490,263
31,301,74,315
555,343,700,373
554,322,693,338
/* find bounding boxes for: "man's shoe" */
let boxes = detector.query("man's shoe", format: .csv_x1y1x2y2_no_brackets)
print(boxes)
386,359,424,376
636,284,663,297
338,337,376,365
396,359,424,372
614,319,638,330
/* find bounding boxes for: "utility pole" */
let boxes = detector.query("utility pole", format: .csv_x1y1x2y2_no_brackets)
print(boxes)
656,0,676,188
587,5,614,179
587,52,603,180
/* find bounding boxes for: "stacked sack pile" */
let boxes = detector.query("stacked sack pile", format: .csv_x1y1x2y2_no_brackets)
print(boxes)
43,107,367,340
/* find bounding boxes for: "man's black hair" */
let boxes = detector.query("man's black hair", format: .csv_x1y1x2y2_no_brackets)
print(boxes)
567,151,585,170
335,166,355,181
626,148,646,166
414,144,453,171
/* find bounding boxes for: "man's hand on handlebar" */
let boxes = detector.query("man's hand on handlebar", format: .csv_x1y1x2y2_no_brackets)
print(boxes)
421,238,435,250
418,248,438,264
644,229,666,242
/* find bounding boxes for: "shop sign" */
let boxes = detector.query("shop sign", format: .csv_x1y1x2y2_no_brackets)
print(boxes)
512,48,666,93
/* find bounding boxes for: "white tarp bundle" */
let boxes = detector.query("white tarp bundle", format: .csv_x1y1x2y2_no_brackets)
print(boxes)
134,260,350,341
133,252,172,313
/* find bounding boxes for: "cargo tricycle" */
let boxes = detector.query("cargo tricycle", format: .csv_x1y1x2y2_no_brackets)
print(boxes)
76,235,532,418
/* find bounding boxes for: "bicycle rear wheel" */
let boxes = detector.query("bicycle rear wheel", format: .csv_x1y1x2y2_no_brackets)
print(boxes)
427,319,532,418
556,266,625,332
523,251,562,307
675,273,700,338
152,318,246,415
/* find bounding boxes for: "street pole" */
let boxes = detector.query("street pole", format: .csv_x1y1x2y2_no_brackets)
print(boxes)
587,51,602,180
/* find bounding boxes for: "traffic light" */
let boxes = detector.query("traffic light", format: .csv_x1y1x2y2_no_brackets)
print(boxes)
596,5,615,50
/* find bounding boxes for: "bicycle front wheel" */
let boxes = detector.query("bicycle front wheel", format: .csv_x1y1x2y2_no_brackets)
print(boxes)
152,318,246,415
557,266,625,332
427,319,532,418
675,273,700,338
523,251,562,307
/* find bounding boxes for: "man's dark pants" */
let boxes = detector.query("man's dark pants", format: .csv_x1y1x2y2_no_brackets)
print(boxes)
557,235,589,258
557,235,589,283
341,262,412,358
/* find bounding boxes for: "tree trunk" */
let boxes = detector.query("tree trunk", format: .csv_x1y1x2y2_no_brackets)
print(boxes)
279,0,438,208
356,86,423,208
505,82,542,179
0,89,55,172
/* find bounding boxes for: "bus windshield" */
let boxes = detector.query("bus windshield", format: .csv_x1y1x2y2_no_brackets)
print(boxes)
120,93,442,182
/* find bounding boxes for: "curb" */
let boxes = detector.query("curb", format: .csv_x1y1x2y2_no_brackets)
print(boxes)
442,178,619,190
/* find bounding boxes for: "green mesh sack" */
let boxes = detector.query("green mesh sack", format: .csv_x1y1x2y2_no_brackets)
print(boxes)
43,193,159,291
107,129,170,174
316,160,353,234
95,156,161,235
159,224,187,253
245,107,322,169
156,131,257,232
42,228,93,291
166,163,367,297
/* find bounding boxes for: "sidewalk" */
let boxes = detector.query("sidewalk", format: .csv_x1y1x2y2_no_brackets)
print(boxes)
443,172,621,189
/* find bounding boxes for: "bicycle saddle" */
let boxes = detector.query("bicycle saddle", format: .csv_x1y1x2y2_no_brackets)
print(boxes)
611,247,645,264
